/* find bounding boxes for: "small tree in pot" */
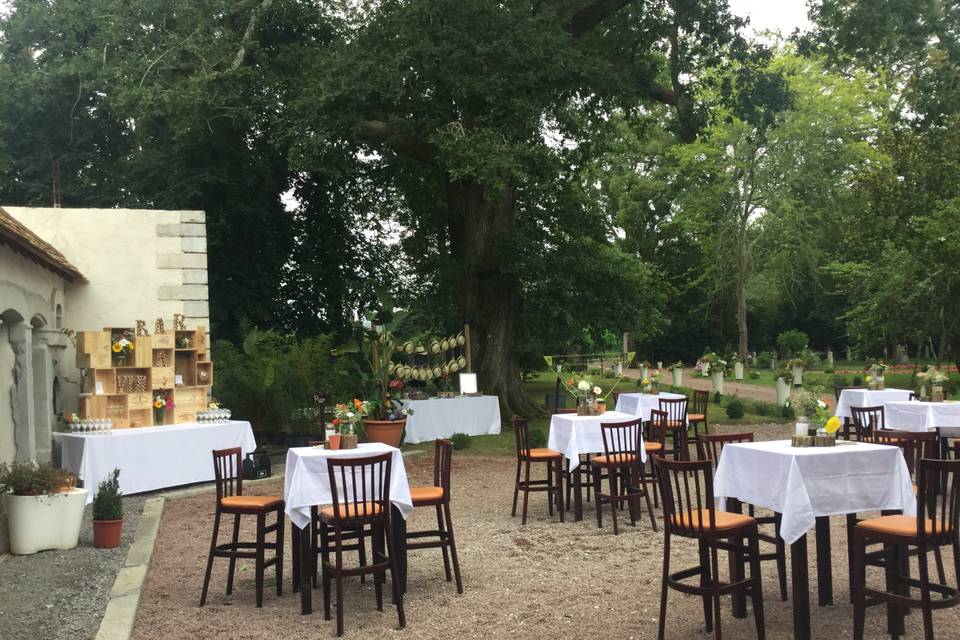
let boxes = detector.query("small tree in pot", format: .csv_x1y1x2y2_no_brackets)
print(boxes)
0,461,86,555
92,468,123,549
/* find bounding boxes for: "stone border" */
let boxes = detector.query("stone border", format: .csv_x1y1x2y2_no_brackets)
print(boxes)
94,497,165,640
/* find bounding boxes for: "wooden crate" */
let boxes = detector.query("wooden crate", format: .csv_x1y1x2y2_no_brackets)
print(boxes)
76,331,112,369
133,335,153,368
152,333,174,349
152,367,175,389
196,362,213,387
195,326,208,354
128,391,153,411
173,386,207,423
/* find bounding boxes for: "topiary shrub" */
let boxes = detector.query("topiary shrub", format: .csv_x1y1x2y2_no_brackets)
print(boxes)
777,329,810,358
752,401,770,417
725,399,745,419
450,432,471,450
749,371,760,380
93,468,123,521
528,428,547,449
853,376,863,386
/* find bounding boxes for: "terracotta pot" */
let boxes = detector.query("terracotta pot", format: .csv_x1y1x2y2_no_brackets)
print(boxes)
93,518,123,549
327,434,341,450
597,402,607,414
363,419,406,448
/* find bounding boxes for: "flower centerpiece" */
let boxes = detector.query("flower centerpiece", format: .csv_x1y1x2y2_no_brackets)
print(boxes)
111,334,135,366
641,377,652,393
332,399,368,449
153,392,173,425
872,360,889,389
928,367,949,402
915,369,930,400
702,352,726,393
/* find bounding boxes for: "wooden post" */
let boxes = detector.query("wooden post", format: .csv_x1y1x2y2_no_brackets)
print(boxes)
463,322,473,372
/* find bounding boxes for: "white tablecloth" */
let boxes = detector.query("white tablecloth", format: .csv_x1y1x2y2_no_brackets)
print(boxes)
547,411,645,471
885,401,960,434
56,421,257,504
283,442,412,529
713,440,915,544
400,395,501,444
615,392,686,421
835,388,912,419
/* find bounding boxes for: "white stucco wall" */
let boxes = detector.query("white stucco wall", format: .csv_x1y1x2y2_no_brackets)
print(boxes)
4,207,210,419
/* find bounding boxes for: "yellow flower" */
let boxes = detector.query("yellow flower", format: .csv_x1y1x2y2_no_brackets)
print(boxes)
825,416,841,434
129,342,135,350
641,378,649,385
154,399,164,409
112,343,122,353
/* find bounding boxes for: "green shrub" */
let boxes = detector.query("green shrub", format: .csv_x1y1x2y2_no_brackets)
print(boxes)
213,329,355,435
93,468,123,521
831,375,848,388
780,404,796,419
752,401,770,416
713,391,722,404
528,428,547,449
852,376,863,386
749,371,760,380
451,432,471,450
0,461,71,496
777,330,810,358
824,368,834,374
756,350,776,368
725,399,745,419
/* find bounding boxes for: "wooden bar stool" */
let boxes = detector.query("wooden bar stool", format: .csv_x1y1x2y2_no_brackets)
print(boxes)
554,408,594,510
697,432,788,601
654,456,766,640
200,447,284,608
592,417,657,534
319,452,404,637
851,405,885,441
853,457,960,640
406,439,463,593
511,416,563,525
688,389,710,437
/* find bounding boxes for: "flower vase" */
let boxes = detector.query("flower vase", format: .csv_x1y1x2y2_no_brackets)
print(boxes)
919,384,928,401
734,362,744,380
639,366,649,381
577,394,589,416
775,377,790,406
340,434,358,449
597,401,606,414
877,376,885,390
792,365,804,387
795,416,810,437
932,385,945,403
710,370,724,395
702,363,710,377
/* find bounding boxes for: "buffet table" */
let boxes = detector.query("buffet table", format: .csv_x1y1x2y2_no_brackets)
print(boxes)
56,420,257,503
400,395,501,443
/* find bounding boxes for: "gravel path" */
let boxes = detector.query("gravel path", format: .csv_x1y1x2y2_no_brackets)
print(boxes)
132,423,960,639
0,495,145,640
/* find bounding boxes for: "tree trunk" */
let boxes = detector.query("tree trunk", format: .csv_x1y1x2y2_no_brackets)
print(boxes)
447,177,539,418
736,231,749,360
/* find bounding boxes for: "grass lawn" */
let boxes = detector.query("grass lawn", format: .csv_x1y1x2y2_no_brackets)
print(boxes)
405,371,792,457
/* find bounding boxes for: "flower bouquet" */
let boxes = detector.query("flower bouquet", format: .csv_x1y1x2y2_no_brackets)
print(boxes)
112,334,135,366
928,367,949,402
153,393,173,425
332,400,368,449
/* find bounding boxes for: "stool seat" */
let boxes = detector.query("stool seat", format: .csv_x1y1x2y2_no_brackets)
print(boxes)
320,502,382,521
671,508,755,533
221,495,283,510
592,452,638,466
856,514,951,539
410,486,445,505
523,447,562,460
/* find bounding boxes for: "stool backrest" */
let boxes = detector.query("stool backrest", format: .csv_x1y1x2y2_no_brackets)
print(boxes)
212,447,243,500
433,439,453,495
658,396,689,425
599,417,643,458
654,456,717,537
870,430,939,477
691,389,709,416
696,432,754,473
327,452,392,522
917,457,960,545
512,416,534,459
851,405,885,439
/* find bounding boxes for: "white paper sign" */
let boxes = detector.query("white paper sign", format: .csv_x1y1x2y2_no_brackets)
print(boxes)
175,374,183,386
459,373,478,394
95,381,105,396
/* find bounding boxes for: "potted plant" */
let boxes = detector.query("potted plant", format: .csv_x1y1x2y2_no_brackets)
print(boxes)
334,294,414,448
787,358,805,387
639,361,650,382
671,361,683,386
0,461,87,555
775,369,791,406
702,352,726,394
928,367,949,402
92,468,123,549
733,355,744,380
873,360,888,390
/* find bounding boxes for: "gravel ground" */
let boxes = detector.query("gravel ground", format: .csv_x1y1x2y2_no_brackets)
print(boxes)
0,495,145,640
133,424,960,639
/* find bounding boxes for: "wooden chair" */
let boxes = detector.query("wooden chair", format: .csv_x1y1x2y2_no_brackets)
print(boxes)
200,447,284,608
406,439,463,593
909,391,919,401
319,453,404,636
851,405,885,441
834,386,863,440
511,416,563,525
852,457,960,640
659,396,690,460
696,433,788,601
591,417,657,534
643,409,669,507
688,389,710,437
654,456,766,640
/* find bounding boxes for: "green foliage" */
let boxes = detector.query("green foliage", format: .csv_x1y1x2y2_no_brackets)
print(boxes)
0,461,70,496
777,330,810,358
712,391,722,404
450,433,471,451
725,399,745,419
93,468,123,521
527,428,547,449
751,401,771,417
780,404,796,419
749,371,761,380
213,329,353,434
831,375,848,388
853,376,863,386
